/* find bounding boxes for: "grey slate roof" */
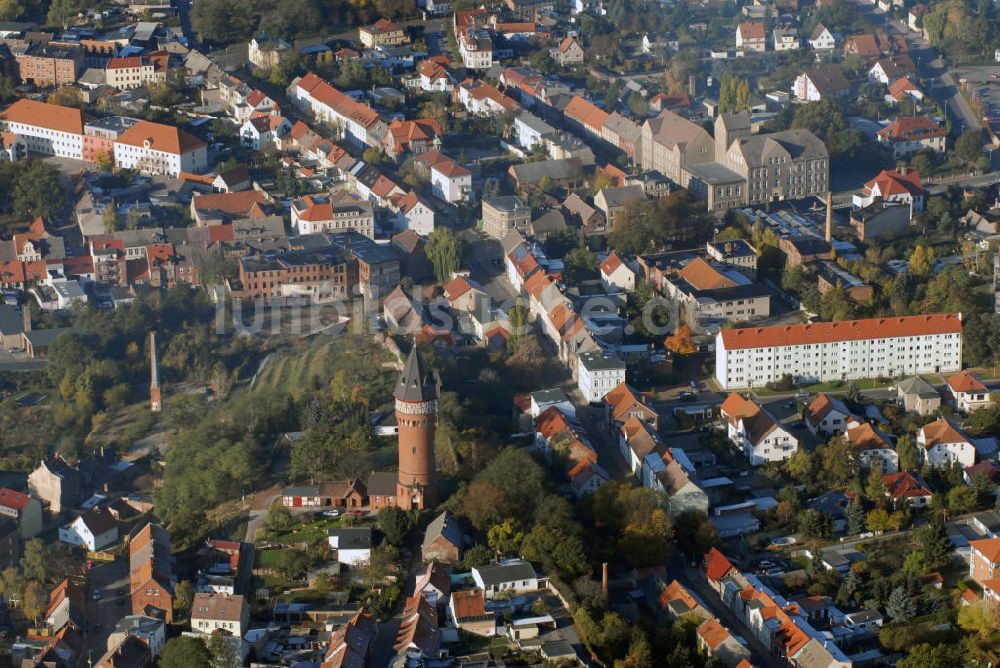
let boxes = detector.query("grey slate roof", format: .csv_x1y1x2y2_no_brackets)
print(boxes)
394,346,437,403
474,559,536,586
329,527,372,550
422,510,465,549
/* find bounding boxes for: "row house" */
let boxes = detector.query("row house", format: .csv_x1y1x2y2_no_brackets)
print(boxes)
104,53,168,90
720,392,799,465
129,523,175,623
290,194,375,237
703,548,852,667
391,190,436,236
715,313,963,390
456,79,520,115
603,381,658,434
239,113,291,151
287,72,387,148
534,405,608,497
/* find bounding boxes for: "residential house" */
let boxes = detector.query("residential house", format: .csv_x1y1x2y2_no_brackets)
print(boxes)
383,118,441,160
853,168,925,212
190,593,250,637
706,239,757,278
0,487,41,537
482,195,531,240
96,636,150,668
736,22,766,52
604,381,659,431
324,527,372,568
508,158,584,190
594,185,646,230
449,590,496,636
772,27,799,51
422,511,465,563
887,77,924,104
897,376,941,415
876,116,946,158
578,350,626,403
868,55,916,85
395,594,441,662
600,251,635,293
322,610,376,666
58,506,118,551
442,275,486,313
359,19,408,48
287,72,386,147
883,471,932,507
239,114,291,151
28,455,80,514
947,369,992,414
792,65,850,102
562,192,605,235
804,393,855,437
416,59,456,93
129,523,175,622
720,392,799,465
472,560,539,597
554,36,584,66
413,150,472,203
290,194,375,237
104,55,167,90
248,34,291,71
919,417,976,468
809,23,836,51
393,191,436,236
847,422,898,472
697,618,753,667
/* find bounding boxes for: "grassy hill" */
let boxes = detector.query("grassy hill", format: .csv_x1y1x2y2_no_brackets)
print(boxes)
252,334,398,402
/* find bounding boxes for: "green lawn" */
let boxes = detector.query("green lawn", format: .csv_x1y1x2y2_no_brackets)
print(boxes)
270,516,345,544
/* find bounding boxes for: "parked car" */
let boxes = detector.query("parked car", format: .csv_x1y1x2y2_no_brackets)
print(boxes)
322,508,341,518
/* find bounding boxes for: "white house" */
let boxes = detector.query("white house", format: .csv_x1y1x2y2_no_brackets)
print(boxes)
809,24,836,50
736,22,766,52
772,28,799,51
715,313,962,390
804,393,855,437
720,393,799,465
290,194,375,236
394,191,436,236
287,73,386,148
327,527,372,566
58,506,118,552
240,115,291,151
190,593,250,638
578,350,626,404
792,65,850,102
918,417,976,468
113,121,208,177
847,422,898,473
853,168,926,213
430,157,472,204
599,251,635,293
947,369,993,414
416,59,456,93
471,560,539,598
514,112,556,151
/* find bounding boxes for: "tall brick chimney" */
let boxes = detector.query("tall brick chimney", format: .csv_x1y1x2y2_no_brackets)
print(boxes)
149,332,161,413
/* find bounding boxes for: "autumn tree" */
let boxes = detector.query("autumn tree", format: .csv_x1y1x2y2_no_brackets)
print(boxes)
22,581,46,625
664,323,696,355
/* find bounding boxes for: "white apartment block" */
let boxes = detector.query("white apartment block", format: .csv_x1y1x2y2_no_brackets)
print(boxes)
105,57,165,90
715,314,963,390
459,31,494,69
578,351,626,403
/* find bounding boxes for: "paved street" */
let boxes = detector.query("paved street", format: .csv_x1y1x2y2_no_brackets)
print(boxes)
84,558,130,660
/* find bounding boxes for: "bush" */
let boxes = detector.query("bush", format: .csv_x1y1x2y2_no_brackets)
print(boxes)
765,374,796,392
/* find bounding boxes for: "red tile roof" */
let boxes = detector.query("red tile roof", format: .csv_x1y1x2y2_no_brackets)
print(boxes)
600,251,623,276
883,471,932,499
116,120,206,155
705,547,734,582
719,313,961,351
738,22,766,40
948,369,988,394
877,115,945,142
2,99,84,135
0,487,31,511
972,537,1000,563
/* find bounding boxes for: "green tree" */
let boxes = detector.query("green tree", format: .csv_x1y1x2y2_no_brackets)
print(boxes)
207,633,241,668
487,519,524,558
378,506,412,547
174,580,195,617
268,504,293,533
160,636,213,668
0,0,24,20
564,245,599,282
425,227,463,283
865,466,887,502
866,508,891,533
787,449,815,483
460,544,492,569
909,245,934,278
846,497,866,535
897,434,919,471
948,485,978,514
885,586,916,622
919,519,953,569
957,601,996,640
955,129,984,164
896,643,963,668
46,0,79,29
820,435,857,487
798,509,831,538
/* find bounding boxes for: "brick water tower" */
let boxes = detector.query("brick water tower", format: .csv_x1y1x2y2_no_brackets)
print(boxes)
394,346,437,510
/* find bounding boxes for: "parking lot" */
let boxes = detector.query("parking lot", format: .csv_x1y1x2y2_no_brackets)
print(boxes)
946,66,1000,126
